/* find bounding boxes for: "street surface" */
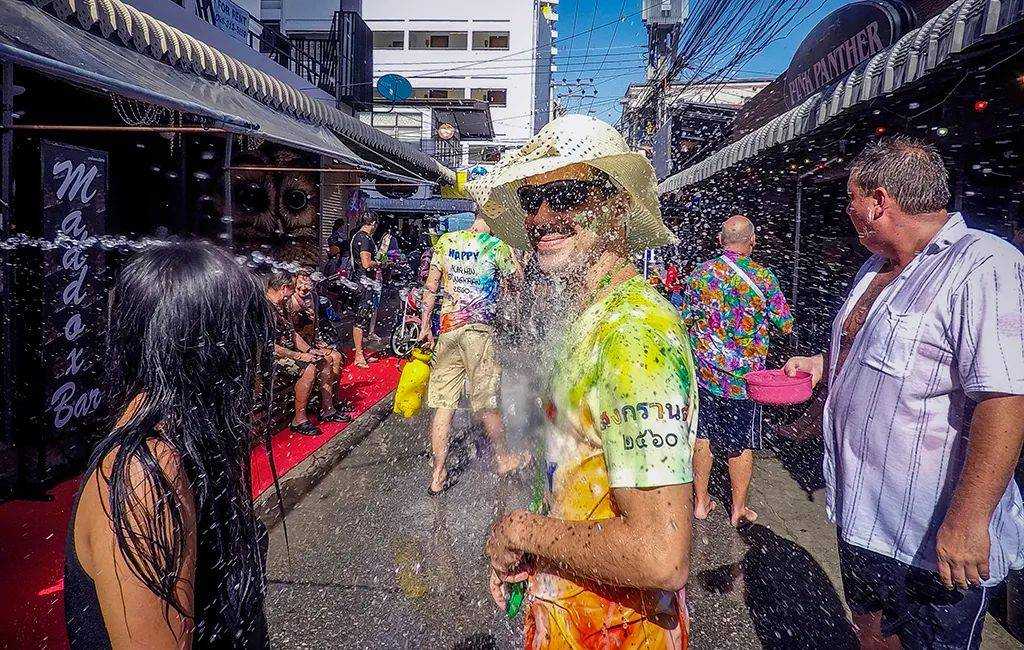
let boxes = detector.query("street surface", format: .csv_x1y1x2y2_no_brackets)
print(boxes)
266,409,1021,649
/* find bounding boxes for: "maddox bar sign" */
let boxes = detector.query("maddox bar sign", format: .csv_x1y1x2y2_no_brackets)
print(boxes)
784,0,915,108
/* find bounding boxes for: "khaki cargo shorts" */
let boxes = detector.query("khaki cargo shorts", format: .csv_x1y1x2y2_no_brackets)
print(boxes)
274,355,313,379
426,323,501,413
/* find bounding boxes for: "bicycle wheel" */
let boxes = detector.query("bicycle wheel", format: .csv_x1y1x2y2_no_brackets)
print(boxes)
390,320,420,357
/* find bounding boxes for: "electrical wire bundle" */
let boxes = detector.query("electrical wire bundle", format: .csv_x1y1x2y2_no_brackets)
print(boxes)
633,0,821,114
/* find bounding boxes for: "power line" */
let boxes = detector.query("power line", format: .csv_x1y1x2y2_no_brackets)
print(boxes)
377,3,650,81
561,0,585,64
586,0,630,114
375,44,647,68
379,53,648,76
493,74,639,124
575,0,602,111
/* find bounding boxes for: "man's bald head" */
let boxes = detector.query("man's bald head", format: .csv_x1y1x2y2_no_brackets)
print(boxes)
720,215,755,253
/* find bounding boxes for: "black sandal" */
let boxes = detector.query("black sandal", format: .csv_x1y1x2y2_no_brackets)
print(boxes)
320,409,352,423
290,421,321,436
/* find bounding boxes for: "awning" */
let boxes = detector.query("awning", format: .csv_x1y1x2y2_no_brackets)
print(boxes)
0,2,366,166
432,104,494,140
0,1,455,183
658,0,1022,194
364,196,476,215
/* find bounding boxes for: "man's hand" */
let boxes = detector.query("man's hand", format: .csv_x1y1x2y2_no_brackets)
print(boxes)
486,511,529,607
783,354,825,388
933,395,1024,590
486,511,525,574
417,324,435,349
935,511,991,589
489,567,529,609
297,352,317,364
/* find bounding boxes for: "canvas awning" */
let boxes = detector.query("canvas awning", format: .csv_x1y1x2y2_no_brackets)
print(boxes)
0,1,455,183
658,0,1021,194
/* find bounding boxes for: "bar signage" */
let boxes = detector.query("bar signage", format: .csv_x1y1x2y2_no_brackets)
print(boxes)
40,141,107,439
212,0,249,43
784,0,913,108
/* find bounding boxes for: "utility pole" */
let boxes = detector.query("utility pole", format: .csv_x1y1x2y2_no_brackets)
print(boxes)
633,1,688,144
553,79,598,114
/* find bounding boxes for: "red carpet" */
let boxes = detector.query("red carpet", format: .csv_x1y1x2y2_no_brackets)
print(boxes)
0,355,402,649
250,355,403,497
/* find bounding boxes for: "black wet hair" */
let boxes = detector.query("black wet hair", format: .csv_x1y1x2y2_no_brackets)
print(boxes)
92,240,273,643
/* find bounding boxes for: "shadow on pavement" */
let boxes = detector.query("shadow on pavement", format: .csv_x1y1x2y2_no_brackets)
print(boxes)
453,633,498,649
698,523,858,650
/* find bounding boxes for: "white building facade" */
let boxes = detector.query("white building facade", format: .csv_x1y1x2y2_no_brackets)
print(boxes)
363,0,556,148
265,0,557,152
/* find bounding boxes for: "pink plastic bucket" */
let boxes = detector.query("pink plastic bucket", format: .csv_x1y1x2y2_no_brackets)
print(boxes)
744,369,813,405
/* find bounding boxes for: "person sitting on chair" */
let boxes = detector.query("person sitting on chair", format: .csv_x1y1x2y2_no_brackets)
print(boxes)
265,272,349,435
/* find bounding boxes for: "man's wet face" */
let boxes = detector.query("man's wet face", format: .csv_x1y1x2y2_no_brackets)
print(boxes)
847,176,883,254
295,275,311,296
521,163,608,276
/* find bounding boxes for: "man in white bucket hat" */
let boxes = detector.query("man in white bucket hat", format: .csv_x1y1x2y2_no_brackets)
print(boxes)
476,114,697,649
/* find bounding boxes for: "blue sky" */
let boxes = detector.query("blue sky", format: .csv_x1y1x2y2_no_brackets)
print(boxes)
555,0,851,123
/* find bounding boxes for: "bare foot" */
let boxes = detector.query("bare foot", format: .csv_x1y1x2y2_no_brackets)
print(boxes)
428,469,448,495
495,451,532,476
694,499,717,520
731,507,758,527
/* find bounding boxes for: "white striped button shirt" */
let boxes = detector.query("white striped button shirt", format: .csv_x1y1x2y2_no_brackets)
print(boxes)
824,212,1024,584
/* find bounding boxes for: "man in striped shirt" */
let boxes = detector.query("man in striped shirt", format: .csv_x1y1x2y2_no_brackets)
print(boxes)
785,136,1024,649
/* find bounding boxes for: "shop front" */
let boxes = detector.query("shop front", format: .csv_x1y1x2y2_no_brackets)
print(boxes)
0,0,452,497
659,0,1024,355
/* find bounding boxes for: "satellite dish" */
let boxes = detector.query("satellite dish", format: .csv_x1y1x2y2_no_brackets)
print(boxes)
376,74,413,102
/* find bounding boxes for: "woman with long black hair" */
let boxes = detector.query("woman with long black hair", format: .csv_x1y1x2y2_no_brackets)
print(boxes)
64,241,273,648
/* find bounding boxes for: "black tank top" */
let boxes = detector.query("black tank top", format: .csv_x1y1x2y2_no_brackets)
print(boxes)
64,457,270,649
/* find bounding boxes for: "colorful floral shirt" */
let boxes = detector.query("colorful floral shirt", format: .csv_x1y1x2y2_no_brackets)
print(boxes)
683,251,793,399
429,229,516,334
528,276,696,650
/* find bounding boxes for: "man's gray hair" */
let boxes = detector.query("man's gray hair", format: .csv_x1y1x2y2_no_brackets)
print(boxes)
850,136,951,214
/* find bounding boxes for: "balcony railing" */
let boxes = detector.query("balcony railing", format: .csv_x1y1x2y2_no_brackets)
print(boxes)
193,2,372,108
419,138,462,169
289,12,373,108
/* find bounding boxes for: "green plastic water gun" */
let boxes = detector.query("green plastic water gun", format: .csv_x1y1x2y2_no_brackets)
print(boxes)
506,458,546,619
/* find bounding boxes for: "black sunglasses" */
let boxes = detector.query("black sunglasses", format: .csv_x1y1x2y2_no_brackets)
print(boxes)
516,178,615,214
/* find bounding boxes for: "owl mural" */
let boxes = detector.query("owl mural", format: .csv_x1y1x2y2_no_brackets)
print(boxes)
231,145,322,265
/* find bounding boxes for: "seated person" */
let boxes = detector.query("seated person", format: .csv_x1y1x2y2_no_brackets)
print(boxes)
265,272,349,436
288,271,347,382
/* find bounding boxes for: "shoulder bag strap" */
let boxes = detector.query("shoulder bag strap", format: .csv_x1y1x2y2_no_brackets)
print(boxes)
720,256,766,301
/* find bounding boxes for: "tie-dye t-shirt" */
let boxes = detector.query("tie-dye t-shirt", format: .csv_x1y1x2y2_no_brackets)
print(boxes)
682,251,793,399
528,275,697,650
430,229,516,334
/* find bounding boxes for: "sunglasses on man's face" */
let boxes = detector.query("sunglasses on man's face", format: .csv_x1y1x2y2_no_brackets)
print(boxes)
516,179,614,215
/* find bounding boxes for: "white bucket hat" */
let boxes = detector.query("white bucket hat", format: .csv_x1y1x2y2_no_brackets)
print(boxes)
466,114,677,253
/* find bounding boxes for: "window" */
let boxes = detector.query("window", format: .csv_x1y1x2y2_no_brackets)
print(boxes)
409,31,468,50
359,111,424,143
467,144,505,165
470,88,507,107
373,30,404,49
472,31,510,50
412,87,466,100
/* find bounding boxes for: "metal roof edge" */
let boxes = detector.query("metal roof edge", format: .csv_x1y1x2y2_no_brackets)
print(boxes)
658,0,1019,195
31,0,454,183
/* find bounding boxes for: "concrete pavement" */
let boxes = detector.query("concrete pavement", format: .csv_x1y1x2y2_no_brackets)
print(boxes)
265,410,1021,649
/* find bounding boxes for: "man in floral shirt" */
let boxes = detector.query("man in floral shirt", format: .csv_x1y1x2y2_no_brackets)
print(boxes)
683,215,793,527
